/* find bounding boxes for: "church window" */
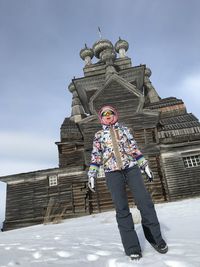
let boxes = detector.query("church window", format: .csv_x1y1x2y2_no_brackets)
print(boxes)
48,175,58,186
183,155,200,168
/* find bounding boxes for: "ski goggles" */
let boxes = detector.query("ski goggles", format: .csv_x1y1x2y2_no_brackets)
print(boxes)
101,110,115,117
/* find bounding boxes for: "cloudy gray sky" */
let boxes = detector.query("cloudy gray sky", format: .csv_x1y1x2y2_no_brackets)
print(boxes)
1,0,200,176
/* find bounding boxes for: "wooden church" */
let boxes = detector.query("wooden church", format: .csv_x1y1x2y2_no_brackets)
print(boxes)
1,37,200,230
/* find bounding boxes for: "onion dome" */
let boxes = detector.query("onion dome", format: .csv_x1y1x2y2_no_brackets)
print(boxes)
92,39,113,59
115,37,129,53
79,44,94,61
115,37,129,58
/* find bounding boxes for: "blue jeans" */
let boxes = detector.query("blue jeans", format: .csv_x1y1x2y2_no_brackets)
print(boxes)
105,165,162,256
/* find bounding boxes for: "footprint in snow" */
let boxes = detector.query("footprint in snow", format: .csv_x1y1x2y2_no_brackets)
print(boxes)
56,251,72,258
32,252,42,259
96,250,111,256
87,254,99,261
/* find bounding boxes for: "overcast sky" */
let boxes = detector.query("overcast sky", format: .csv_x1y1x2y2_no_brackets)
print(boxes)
0,0,200,177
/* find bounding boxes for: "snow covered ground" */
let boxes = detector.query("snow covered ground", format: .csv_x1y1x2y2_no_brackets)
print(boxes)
0,198,200,267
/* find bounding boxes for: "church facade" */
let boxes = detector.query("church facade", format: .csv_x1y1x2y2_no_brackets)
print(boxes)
1,38,200,230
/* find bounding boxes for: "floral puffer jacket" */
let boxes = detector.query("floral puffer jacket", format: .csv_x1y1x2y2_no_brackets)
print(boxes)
88,122,147,179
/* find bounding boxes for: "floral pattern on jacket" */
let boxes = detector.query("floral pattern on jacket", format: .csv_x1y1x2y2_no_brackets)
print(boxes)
88,122,146,178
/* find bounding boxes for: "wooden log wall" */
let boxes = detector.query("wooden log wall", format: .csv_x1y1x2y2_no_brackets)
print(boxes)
133,128,158,148
2,167,90,230
2,152,168,231
58,142,84,168
161,147,200,200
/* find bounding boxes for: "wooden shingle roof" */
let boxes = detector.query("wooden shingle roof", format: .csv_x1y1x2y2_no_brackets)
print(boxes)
145,97,184,109
60,118,83,141
159,113,200,130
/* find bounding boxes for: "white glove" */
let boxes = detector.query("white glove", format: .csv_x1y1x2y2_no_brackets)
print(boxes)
88,176,96,192
144,165,154,182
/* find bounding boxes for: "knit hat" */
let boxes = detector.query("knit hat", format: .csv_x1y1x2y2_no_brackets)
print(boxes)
98,105,118,125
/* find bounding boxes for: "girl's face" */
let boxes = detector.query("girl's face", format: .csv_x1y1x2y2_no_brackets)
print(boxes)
101,110,117,125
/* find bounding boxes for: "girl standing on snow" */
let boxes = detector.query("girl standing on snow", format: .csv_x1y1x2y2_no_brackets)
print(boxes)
87,105,168,260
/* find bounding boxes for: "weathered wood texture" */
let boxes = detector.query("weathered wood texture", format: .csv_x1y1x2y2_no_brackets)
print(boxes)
57,142,84,168
161,151,200,200
91,80,143,117
1,150,167,231
57,118,84,168
145,97,200,201
83,57,132,77
1,167,88,230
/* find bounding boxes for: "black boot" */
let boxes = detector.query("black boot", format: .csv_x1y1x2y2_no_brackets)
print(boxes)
150,239,168,254
129,252,142,260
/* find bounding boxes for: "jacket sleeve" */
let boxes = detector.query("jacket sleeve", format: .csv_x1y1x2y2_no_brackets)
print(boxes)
124,127,148,168
88,132,102,179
